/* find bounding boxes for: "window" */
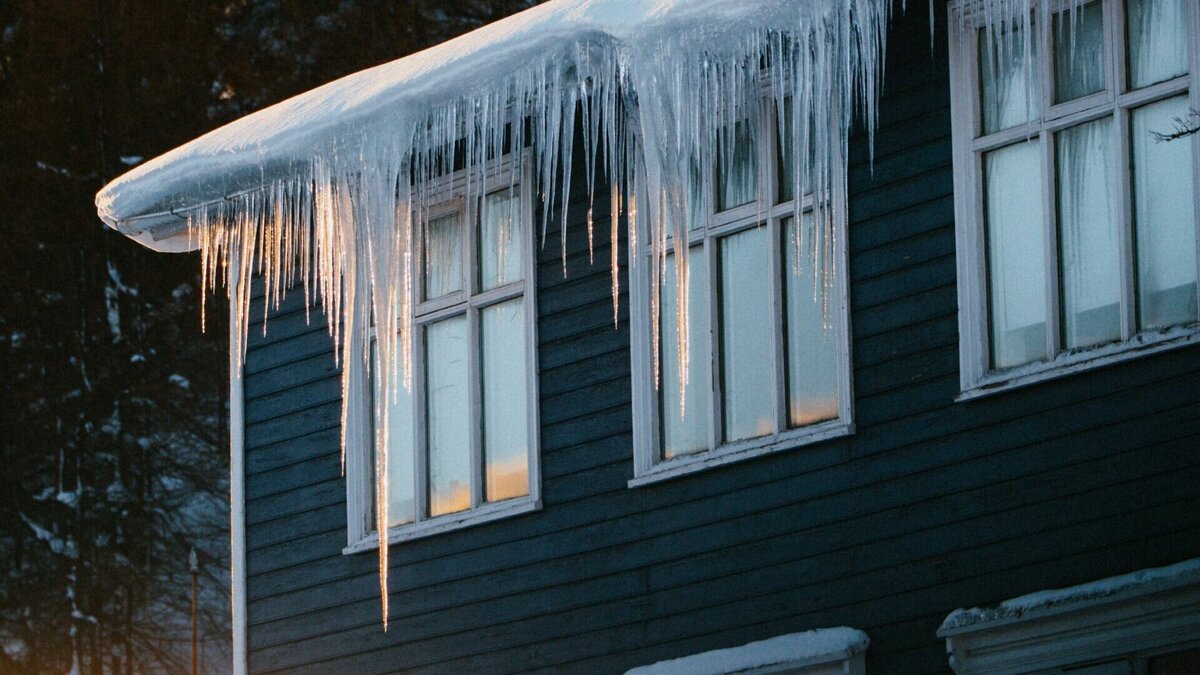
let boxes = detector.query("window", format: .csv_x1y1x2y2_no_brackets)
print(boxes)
949,0,1200,398
629,93,853,486
345,158,540,551
937,557,1200,674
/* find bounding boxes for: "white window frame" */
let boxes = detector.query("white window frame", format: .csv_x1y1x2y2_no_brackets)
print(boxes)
949,0,1200,400
628,87,854,488
937,560,1200,674
344,155,541,554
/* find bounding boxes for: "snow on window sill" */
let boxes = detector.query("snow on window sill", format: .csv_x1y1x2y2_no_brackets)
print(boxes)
343,497,540,555
628,419,853,489
958,323,1200,403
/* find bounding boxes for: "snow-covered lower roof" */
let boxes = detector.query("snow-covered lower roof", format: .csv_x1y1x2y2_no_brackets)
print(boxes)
94,0,862,252
939,557,1200,634
624,627,869,675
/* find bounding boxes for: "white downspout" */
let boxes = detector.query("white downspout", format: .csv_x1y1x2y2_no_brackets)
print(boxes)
228,258,248,675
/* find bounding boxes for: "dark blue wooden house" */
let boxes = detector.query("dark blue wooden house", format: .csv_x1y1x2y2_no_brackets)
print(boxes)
95,0,1200,672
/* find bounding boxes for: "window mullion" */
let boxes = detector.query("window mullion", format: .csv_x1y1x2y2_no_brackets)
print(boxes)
707,236,723,450
769,216,787,435
467,192,483,509
1110,0,1128,95
468,305,483,509
1116,107,1137,340
1191,0,1200,320
1041,128,1063,359
414,324,430,522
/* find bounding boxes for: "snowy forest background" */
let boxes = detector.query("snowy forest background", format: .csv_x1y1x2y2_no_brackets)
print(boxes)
0,1,534,673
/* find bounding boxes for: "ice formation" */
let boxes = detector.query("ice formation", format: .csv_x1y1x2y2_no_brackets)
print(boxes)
95,0,1068,630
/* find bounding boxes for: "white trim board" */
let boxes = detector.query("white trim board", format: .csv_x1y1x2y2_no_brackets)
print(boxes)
228,263,248,675
937,558,1200,674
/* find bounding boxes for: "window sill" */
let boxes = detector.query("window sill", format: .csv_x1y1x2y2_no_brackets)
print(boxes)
958,324,1200,402
628,419,853,488
343,497,540,554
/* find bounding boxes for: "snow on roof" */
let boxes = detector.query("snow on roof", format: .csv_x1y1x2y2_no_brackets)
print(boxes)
939,557,1200,634
94,0,845,251
624,628,869,675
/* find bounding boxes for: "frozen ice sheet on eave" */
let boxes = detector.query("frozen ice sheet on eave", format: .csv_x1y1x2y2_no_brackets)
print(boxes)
93,0,825,250
939,557,1200,634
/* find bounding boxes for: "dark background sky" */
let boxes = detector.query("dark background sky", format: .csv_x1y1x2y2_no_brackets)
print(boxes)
0,2,534,672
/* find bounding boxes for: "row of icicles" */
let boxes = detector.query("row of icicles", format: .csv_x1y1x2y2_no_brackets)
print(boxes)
176,0,1101,629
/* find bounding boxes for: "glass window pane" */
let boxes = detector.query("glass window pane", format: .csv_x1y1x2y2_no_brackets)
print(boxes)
371,343,416,528
985,140,1048,368
1133,96,1198,329
383,353,416,526
661,246,710,459
1149,647,1200,674
481,298,530,502
784,216,840,427
1057,118,1121,349
778,99,796,203
1054,1,1106,103
480,188,523,290
426,315,471,517
776,98,820,204
688,159,707,232
980,22,1040,134
717,119,758,211
424,212,462,300
719,227,774,441
1127,0,1189,89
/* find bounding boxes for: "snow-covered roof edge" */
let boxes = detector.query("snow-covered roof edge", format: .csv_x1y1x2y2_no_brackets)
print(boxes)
623,627,869,675
94,0,871,248
938,557,1200,635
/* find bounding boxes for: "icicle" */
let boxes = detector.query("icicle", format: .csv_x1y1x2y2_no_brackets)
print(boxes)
119,0,915,632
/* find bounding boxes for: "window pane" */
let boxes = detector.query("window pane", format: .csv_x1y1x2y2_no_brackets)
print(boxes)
720,227,774,441
688,159,707,232
985,140,1048,368
1053,1,1106,103
1133,96,1198,329
661,247,710,459
481,298,529,502
384,354,416,526
776,98,821,204
1127,0,1189,89
426,315,471,517
480,188,523,290
784,216,840,427
1149,647,1200,674
371,342,416,528
424,212,462,300
1057,118,1121,349
717,119,758,211
980,22,1040,134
